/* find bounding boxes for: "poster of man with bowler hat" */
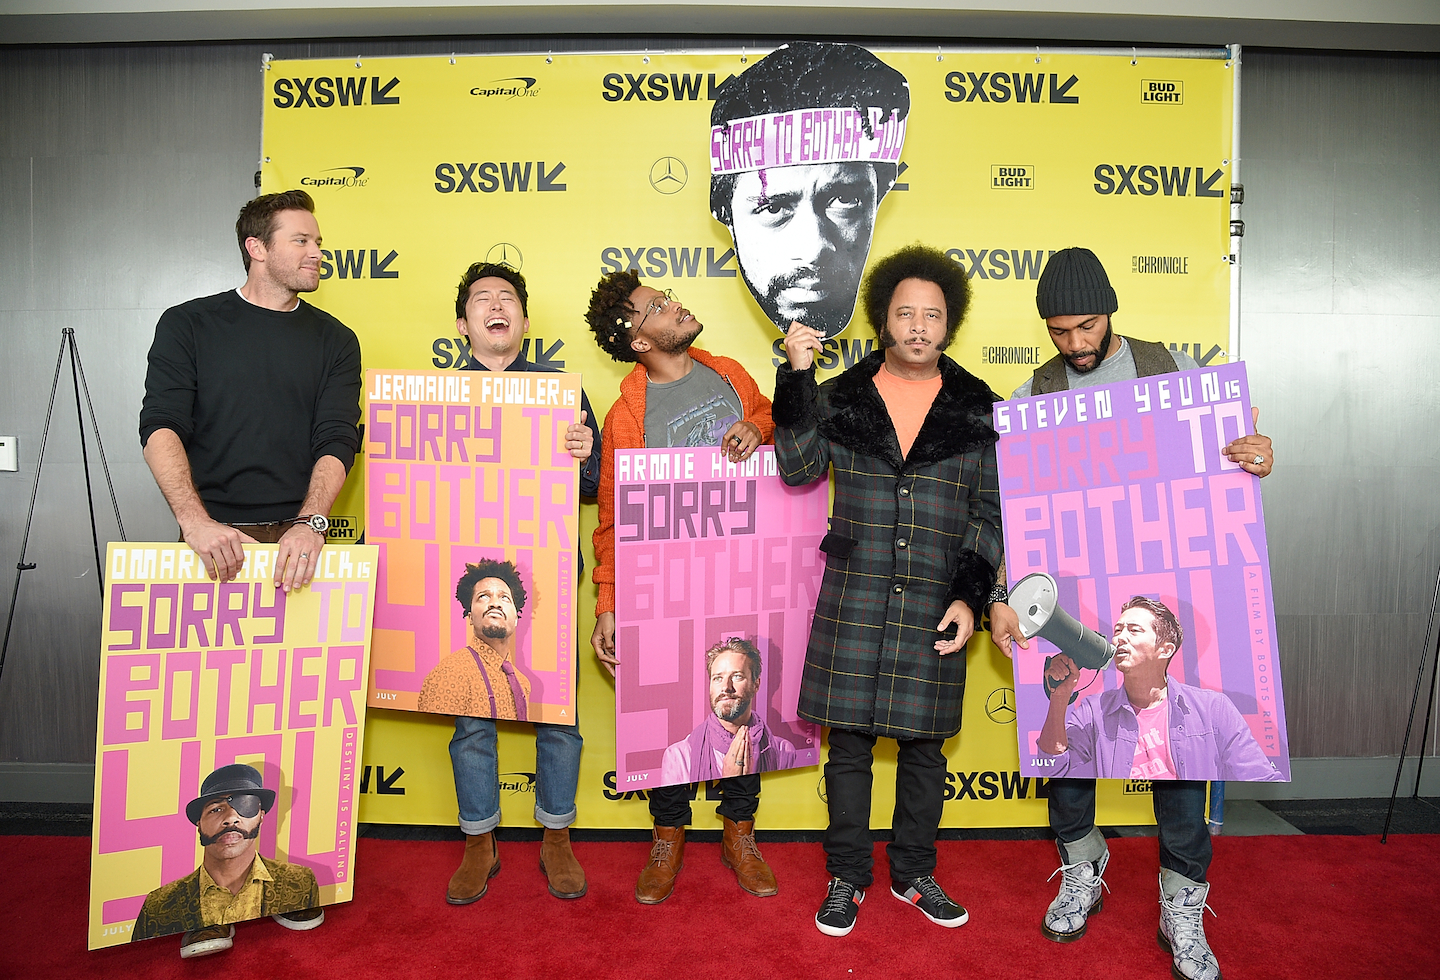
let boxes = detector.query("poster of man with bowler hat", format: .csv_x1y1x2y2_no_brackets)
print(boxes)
130,763,322,958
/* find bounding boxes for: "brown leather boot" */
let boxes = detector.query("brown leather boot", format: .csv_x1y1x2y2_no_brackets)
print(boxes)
634,825,685,904
447,831,500,904
721,817,778,897
539,828,587,899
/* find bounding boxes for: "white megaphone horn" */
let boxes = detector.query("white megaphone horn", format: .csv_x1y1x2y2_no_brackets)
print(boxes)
1008,572,1117,702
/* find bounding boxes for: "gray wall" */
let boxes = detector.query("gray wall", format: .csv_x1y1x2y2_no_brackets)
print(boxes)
1,40,1437,796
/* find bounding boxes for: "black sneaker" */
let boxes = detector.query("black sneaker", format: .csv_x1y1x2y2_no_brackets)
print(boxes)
815,877,865,937
891,875,969,928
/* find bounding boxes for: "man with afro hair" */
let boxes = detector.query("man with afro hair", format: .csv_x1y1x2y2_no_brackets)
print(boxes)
774,244,1005,937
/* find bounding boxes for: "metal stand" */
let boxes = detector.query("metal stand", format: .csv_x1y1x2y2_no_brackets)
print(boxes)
1382,560,1440,842
0,328,126,685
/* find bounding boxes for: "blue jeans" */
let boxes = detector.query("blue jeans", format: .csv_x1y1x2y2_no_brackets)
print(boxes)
1048,777,1212,882
449,716,582,834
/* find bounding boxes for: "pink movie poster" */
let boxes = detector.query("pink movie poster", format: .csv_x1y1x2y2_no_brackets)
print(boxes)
614,447,825,791
998,362,1290,783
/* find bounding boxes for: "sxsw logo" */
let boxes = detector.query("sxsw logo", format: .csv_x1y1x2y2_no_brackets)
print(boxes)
300,166,368,189
431,336,565,370
471,77,540,98
434,162,567,193
769,336,877,372
271,76,400,108
945,247,1054,281
319,248,400,280
359,765,405,794
944,770,1051,801
991,165,1034,190
601,72,737,101
599,246,736,278
944,71,1079,104
1093,164,1225,197
1142,79,1184,104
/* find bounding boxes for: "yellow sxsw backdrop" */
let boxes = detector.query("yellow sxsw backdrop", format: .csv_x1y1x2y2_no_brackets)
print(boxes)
261,48,1233,829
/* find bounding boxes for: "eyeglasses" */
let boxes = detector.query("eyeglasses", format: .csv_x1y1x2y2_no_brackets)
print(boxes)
636,289,678,331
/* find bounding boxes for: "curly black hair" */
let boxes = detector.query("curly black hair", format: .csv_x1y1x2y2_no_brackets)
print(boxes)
584,269,643,363
455,559,528,617
860,244,972,350
455,262,528,320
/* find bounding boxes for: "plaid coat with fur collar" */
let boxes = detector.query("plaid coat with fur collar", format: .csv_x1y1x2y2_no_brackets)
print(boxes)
774,352,1002,739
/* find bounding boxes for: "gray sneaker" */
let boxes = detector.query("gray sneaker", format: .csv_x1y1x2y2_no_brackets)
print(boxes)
1157,872,1222,980
1042,841,1109,942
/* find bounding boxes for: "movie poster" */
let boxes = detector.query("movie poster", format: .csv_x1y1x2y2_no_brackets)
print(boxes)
999,362,1290,782
366,369,581,724
88,543,377,949
613,447,824,790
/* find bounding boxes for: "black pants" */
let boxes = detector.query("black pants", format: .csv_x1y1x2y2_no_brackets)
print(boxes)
648,775,760,826
1049,777,1212,883
824,728,948,889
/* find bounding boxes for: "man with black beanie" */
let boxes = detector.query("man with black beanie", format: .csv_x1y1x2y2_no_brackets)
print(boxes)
992,247,1274,980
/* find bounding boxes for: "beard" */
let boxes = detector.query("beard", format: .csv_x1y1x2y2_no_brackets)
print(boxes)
480,622,512,640
740,262,857,340
1064,321,1114,373
651,318,704,355
713,693,753,724
199,822,261,847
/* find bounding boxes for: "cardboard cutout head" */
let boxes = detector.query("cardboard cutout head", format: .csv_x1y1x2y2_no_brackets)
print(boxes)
710,41,909,338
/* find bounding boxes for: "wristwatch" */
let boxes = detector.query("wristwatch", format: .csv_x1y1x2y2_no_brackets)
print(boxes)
985,582,1009,611
290,514,330,534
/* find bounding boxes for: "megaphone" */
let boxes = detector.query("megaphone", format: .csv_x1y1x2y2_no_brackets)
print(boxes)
1008,572,1117,703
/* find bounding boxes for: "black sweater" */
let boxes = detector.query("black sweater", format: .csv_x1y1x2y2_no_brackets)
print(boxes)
139,290,362,523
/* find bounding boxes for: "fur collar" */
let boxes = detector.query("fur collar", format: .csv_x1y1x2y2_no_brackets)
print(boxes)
817,351,999,470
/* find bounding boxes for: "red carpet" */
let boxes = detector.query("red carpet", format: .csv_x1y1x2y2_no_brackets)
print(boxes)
5,833,1437,980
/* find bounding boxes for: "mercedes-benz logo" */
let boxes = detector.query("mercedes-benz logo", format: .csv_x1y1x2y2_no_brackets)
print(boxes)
649,156,688,195
485,243,523,270
985,687,1016,724
816,774,827,804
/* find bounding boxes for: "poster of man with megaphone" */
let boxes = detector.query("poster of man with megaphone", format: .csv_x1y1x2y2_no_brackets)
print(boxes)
996,362,1291,782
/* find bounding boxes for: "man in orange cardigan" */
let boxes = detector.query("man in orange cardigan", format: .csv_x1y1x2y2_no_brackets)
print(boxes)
584,269,778,905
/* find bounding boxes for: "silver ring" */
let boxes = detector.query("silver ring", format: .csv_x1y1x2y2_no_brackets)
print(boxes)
299,553,310,560
1253,455,1264,465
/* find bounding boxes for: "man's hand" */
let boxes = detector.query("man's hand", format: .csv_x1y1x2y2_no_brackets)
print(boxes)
784,322,824,371
1045,654,1080,699
1223,406,1274,478
591,611,618,676
275,523,325,593
182,517,256,583
721,420,762,462
935,599,975,655
566,411,594,462
722,726,751,776
989,601,1030,660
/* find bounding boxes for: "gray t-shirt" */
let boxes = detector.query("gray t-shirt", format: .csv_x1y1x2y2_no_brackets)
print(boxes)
644,361,743,448
1010,336,1200,399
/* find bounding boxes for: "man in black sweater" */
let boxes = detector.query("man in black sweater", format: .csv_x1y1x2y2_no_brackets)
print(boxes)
139,189,361,600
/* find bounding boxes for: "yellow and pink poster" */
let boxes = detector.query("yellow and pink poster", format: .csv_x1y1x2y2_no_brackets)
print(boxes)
366,369,582,724
88,542,377,949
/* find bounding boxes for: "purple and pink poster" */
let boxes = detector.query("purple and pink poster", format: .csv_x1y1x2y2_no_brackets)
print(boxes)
614,447,824,790
997,362,1290,783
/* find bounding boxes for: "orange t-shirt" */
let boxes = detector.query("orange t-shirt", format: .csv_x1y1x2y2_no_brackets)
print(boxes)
872,364,942,459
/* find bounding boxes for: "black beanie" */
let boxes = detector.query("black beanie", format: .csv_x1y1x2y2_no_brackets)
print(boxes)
1035,247,1118,319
